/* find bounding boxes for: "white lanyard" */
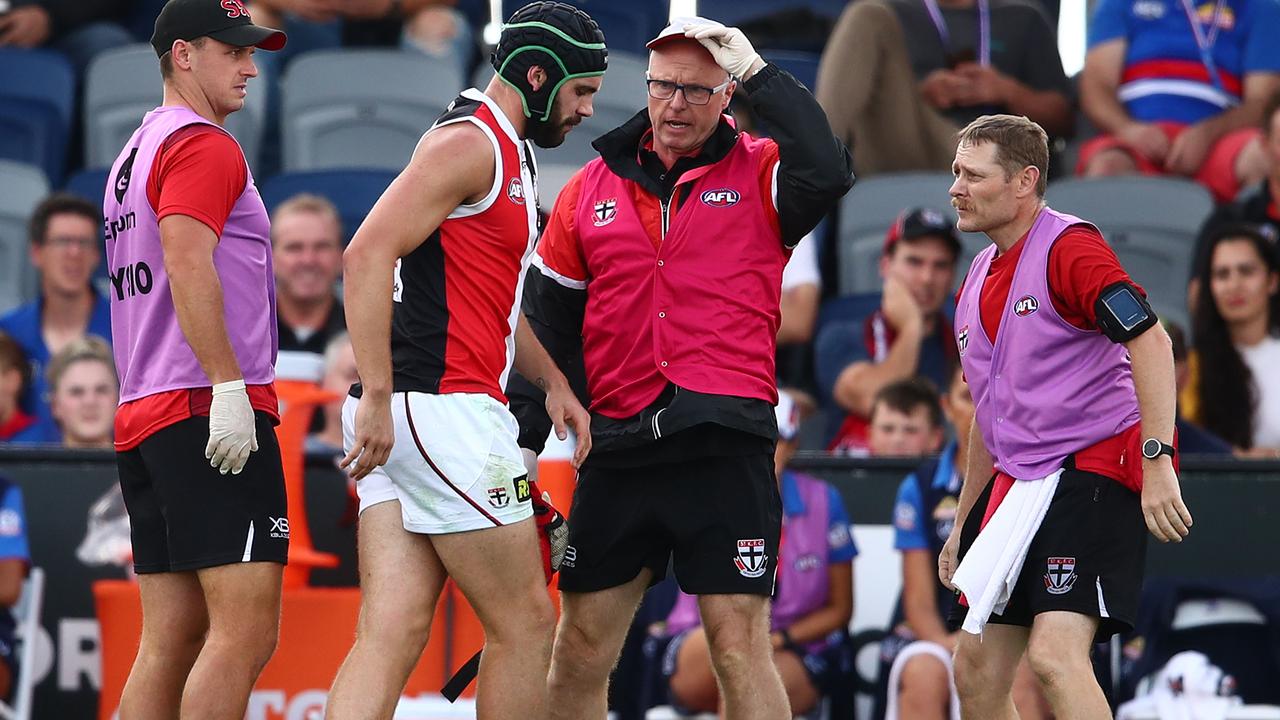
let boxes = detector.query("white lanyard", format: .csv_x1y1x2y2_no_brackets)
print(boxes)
1179,0,1229,93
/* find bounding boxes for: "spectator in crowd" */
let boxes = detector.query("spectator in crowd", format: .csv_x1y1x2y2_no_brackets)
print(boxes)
1184,223,1280,456
0,193,112,444
0,334,40,444
879,367,1048,720
0,473,30,700
306,332,357,455
1193,92,1280,308
867,377,947,458
0,0,134,75
271,193,345,380
247,0,473,76
816,0,1072,177
47,336,117,449
777,227,823,392
660,389,856,717
1165,322,1232,454
1078,0,1280,202
819,209,960,455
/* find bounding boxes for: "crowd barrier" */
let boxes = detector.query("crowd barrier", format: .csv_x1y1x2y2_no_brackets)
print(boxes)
0,447,1275,717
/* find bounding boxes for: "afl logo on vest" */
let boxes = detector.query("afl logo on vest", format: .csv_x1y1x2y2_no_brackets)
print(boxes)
506,178,525,205
700,188,740,208
1014,295,1039,317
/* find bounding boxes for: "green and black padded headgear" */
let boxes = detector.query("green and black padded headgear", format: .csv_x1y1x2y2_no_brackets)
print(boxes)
492,2,608,124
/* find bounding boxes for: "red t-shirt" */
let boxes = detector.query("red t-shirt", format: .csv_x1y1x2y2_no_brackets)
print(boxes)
114,125,278,452
959,226,1148,503
0,409,36,441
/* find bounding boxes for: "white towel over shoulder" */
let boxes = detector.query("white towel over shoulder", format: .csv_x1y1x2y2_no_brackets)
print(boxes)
952,469,1062,635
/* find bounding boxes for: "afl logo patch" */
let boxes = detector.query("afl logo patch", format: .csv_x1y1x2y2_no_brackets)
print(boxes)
1014,295,1039,317
507,178,525,205
700,189,740,207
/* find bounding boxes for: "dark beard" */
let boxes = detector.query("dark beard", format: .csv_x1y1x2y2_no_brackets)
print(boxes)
529,115,568,148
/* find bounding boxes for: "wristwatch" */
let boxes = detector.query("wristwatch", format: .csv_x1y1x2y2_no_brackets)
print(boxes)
1141,438,1176,461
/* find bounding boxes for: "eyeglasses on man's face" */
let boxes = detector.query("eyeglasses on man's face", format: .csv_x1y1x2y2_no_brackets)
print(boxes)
645,75,733,105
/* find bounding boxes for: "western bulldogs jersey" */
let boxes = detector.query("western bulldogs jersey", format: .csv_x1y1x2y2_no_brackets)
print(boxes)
389,88,539,403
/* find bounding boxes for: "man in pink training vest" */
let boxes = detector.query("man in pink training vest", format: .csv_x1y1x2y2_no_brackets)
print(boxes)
939,114,1193,720
102,1,287,717
517,16,853,720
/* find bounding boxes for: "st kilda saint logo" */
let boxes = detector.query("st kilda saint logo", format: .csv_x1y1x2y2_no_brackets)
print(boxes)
1014,294,1040,317
1044,556,1078,595
593,198,617,227
734,538,768,578
221,0,249,18
957,324,970,356
700,188,740,207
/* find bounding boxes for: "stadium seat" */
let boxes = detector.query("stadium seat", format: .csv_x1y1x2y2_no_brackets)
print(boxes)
259,169,398,244
0,161,51,315
63,169,111,206
0,49,75,186
836,172,987,295
760,50,821,91
84,43,270,171
502,0,666,55
1046,176,1212,333
281,49,463,172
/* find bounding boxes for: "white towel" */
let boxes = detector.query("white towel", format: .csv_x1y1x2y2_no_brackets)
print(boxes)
952,469,1062,635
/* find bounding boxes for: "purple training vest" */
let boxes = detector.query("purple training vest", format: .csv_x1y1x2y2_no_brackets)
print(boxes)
665,472,842,652
103,106,277,403
954,206,1140,480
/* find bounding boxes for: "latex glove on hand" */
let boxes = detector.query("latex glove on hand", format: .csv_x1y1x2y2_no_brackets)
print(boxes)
205,379,258,475
683,20,763,81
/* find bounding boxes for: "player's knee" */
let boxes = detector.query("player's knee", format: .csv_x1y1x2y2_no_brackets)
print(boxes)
357,598,434,653
899,654,951,705
952,644,997,703
484,589,555,648
703,626,759,682
1025,637,1085,691
550,619,616,682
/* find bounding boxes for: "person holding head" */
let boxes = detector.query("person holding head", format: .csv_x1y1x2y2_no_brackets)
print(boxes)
0,334,40,444
47,336,118,450
102,1,289,717
329,3,598,716
866,377,947,459
941,114,1192,720
879,367,1048,720
0,193,113,443
660,389,856,717
1183,224,1280,457
271,193,346,380
821,208,960,455
514,15,852,720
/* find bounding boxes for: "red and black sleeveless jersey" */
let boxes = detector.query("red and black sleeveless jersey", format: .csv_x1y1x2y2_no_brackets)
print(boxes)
390,88,539,403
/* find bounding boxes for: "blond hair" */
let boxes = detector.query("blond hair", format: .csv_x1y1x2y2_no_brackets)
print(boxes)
271,193,343,244
47,336,116,393
957,114,1049,197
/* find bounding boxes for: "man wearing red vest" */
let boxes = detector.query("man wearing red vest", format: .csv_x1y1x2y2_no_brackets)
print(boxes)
517,16,853,719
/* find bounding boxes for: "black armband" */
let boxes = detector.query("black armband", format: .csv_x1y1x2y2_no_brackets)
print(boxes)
1094,281,1158,343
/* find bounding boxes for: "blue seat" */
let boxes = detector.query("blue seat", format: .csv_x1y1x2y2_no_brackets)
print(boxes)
259,169,399,244
501,0,666,55
0,49,75,185
760,50,821,91
63,169,111,206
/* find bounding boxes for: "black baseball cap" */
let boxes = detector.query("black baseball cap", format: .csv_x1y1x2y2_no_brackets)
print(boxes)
883,207,961,257
151,0,287,59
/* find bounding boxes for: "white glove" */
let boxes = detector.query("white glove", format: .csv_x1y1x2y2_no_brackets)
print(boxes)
206,379,258,475
684,20,763,81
